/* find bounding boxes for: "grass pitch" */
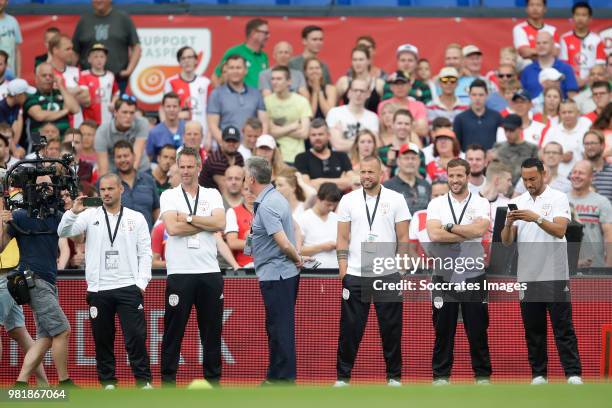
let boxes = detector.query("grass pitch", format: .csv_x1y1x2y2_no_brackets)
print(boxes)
3,383,611,408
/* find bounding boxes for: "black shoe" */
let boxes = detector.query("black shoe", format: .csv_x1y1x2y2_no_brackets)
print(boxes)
13,381,28,389
58,379,79,389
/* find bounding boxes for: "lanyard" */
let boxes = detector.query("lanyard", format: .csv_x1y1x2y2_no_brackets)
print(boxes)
182,187,199,216
447,193,472,225
103,206,123,248
363,188,381,232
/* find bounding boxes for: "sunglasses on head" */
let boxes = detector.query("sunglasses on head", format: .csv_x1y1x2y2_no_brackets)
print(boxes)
439,77,457,84
120,94,137,104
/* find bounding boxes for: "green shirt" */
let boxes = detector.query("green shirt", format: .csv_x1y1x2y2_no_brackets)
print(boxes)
215,43,269,88
264,92,312,164
24,89,70,136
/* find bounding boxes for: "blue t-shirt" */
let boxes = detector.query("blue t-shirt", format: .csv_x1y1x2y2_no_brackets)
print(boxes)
146,120,185,162
520,59,579,99
7,210,61,286
0,99,19,125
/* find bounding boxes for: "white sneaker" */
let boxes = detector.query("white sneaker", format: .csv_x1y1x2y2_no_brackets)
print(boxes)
432,379,450,386
104,384,116,390
333,380,349,388
387,379,402,387
567,376,583,385
475,379,491,385
141,382,154,390
530,376,548,385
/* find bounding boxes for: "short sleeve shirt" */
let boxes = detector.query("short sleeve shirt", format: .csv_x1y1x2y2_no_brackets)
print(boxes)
568,191,612,268
251,184,298,281
336,186,411,277
0,14,22,73
24,89,70,136
94,116,151,172
264,92,312,163
509,186,571,282
160,185,224,274
207,83,265,133
214,43,269,88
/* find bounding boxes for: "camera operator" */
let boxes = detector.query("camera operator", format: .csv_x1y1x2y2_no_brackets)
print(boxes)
0,175,75,388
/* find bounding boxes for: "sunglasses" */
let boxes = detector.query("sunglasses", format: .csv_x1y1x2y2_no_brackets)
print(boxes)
439,77,457,84
497,73,514,79
120,94,137,104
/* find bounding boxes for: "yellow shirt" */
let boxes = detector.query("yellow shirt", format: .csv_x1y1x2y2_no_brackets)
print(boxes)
264,93,312,163
0,239,19,270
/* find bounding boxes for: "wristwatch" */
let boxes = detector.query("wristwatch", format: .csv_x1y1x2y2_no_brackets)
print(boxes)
186,215,193,224
535,216,544,225
444,223,454,232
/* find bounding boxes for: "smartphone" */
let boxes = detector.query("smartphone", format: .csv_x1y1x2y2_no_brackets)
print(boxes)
82,197,103,207
303,259,321,270
507,203,518,211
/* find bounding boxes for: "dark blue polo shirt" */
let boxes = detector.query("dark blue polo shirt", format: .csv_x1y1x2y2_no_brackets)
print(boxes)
8,210,61,285
120,172,160,230
453,108,502,151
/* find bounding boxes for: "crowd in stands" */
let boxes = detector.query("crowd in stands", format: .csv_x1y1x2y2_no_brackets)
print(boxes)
0,0,611,270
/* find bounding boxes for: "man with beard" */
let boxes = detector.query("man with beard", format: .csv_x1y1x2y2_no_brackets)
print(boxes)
425,158,492,385
502,158,582,385
152,144,177,195
335,156,410,387
583,130,612,202
198,125,244,194
466,144,487,194
294,118,353,190
58,173,153,389
112,140,159,230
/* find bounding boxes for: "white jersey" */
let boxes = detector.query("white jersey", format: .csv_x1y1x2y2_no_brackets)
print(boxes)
513,21,559,51
54,65,83,127
0,79,8,100
560,30,606,80
164,74,211,133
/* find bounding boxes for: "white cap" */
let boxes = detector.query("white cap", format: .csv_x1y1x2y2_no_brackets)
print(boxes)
438,66,460,78
7,79,35,96
538,67,563,84
396,43,419,58
462,45,482,57
256,134,276,149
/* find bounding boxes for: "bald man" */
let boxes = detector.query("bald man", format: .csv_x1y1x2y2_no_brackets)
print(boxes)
258,41,308,98
520,31,578,100
568,160,612,268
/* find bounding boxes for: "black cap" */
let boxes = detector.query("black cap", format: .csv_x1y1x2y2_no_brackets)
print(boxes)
512,89,531,102
222,126,241,142
386,70,410,84
502,114,522,131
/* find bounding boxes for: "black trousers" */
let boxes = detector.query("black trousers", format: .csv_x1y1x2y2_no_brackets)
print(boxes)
259,275,300,382
520,281,582,378
86,285,151,386
337,274,403,381
431,275,491,380
161,273,224,384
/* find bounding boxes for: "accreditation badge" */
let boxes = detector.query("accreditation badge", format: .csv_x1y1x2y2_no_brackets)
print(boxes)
187,236,200,249
105,250,119,271
364,232,378,253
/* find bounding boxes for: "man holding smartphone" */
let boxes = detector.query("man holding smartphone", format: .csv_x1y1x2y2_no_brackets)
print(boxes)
58,173,153,389
502,158,582,385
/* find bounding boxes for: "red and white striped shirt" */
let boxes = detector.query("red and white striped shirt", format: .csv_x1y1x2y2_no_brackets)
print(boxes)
560,31,606,80
54,65,83,127
513,21,559,51
164,74,211,132
78,70,119,126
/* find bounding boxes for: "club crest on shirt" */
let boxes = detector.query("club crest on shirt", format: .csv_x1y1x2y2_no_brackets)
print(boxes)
198,201,210,214
541,203,552,217
380,202,390,215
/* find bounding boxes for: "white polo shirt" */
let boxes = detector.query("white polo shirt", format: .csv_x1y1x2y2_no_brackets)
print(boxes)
426,191,490,280
160,185,224,274
509,186,571,282
541,117,591,177
426,192,490,243
337,186,411,277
